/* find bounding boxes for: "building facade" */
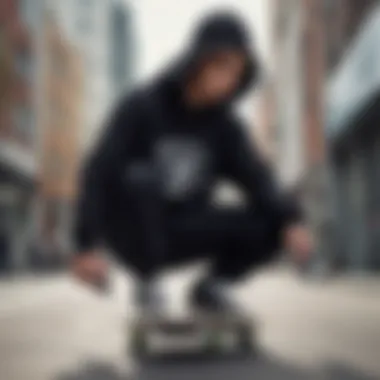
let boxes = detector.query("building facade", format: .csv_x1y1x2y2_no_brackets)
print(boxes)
272,0,307,189
0,0,38,273
260,0,379,273
264,0,332,271
47,0,136,153
254,80,276,161
326,0,380,272
110,1,135,99
35,14,83,267
22,0,135,268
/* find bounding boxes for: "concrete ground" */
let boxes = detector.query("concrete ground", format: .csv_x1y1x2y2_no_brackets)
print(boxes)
0,265,379,380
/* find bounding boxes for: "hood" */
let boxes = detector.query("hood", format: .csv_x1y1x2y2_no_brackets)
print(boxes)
164,11,261,107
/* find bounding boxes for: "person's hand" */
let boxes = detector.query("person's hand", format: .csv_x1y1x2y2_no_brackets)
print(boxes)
283,224,314,264
71,251,109,290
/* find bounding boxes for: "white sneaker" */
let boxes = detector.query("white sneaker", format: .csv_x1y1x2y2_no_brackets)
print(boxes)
135,279,166,318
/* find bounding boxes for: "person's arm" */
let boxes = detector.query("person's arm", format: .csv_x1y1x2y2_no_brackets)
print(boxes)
220,116,303,226
74,94,142,253
220,115,313,263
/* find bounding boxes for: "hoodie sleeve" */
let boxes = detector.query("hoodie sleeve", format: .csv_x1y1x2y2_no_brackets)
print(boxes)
73,94,142,253
220,116,303,227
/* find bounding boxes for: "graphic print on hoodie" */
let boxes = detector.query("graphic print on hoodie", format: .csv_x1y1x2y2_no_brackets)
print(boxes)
143,11,260,203
74,11,302,252
154,135,212,201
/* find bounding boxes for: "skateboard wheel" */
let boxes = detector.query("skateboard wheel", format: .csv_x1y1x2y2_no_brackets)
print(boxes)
130,327,148,358
239,336,254,353
237,325,255,355
203,329,224,353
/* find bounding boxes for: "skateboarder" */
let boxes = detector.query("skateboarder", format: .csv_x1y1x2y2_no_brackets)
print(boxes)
72,12,313,314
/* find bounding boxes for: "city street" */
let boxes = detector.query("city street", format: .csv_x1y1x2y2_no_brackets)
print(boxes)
2,1,380,379
1,266,380,380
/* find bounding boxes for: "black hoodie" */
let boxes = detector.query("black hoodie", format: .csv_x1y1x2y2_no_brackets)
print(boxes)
74,12,302,252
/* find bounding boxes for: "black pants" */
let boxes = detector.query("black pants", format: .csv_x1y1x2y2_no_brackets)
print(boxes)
105,166,283,281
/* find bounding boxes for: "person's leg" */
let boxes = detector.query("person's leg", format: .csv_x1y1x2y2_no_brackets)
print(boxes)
103,162,171,312
210,211,282,281
172,207,283,312
170,208,281,278
108,164,225,300
123,162,168,279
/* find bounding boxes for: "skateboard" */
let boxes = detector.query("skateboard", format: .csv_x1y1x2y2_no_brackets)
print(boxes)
129,311,256,359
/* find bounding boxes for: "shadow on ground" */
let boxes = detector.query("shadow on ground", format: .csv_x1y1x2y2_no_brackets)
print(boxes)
56,351,377,380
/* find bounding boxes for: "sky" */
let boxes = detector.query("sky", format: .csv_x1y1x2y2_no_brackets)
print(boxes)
131,0,271,79
127,0,272,122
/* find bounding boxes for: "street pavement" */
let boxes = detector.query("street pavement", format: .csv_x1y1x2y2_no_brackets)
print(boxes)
0,265,380,380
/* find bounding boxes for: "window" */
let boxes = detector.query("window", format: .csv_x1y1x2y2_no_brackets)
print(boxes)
43,199,61,236
276,0,296,39
18,0,36,28
86,56,94,73
12,105,35,143
49,103,66,128
77,3,93,36
47,156,64,178
77,0,94,34
276,7,288,38
323,0,341,70
52,48,65,77
77,17,92,34
323,0,337,13
274,100,285,145
15,49,33,82
0,30,12,99
111,4,127,88
79,0,93,7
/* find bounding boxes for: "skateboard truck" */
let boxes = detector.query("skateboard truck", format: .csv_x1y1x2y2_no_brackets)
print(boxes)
129,312,256,359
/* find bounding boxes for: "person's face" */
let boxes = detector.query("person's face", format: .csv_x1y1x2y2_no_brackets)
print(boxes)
193,50,247,105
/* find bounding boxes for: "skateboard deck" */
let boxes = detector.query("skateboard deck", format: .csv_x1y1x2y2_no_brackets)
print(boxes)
129,311,256,358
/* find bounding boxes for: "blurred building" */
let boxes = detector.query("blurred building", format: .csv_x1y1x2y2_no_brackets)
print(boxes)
0,0,37,273
110,1,135,99
326,0,380,272
34,15,83,267
17,0,136,269
259,0,379,273
47,0,136,153
271,0,306,188
260,0,330,271
254,82,276,161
